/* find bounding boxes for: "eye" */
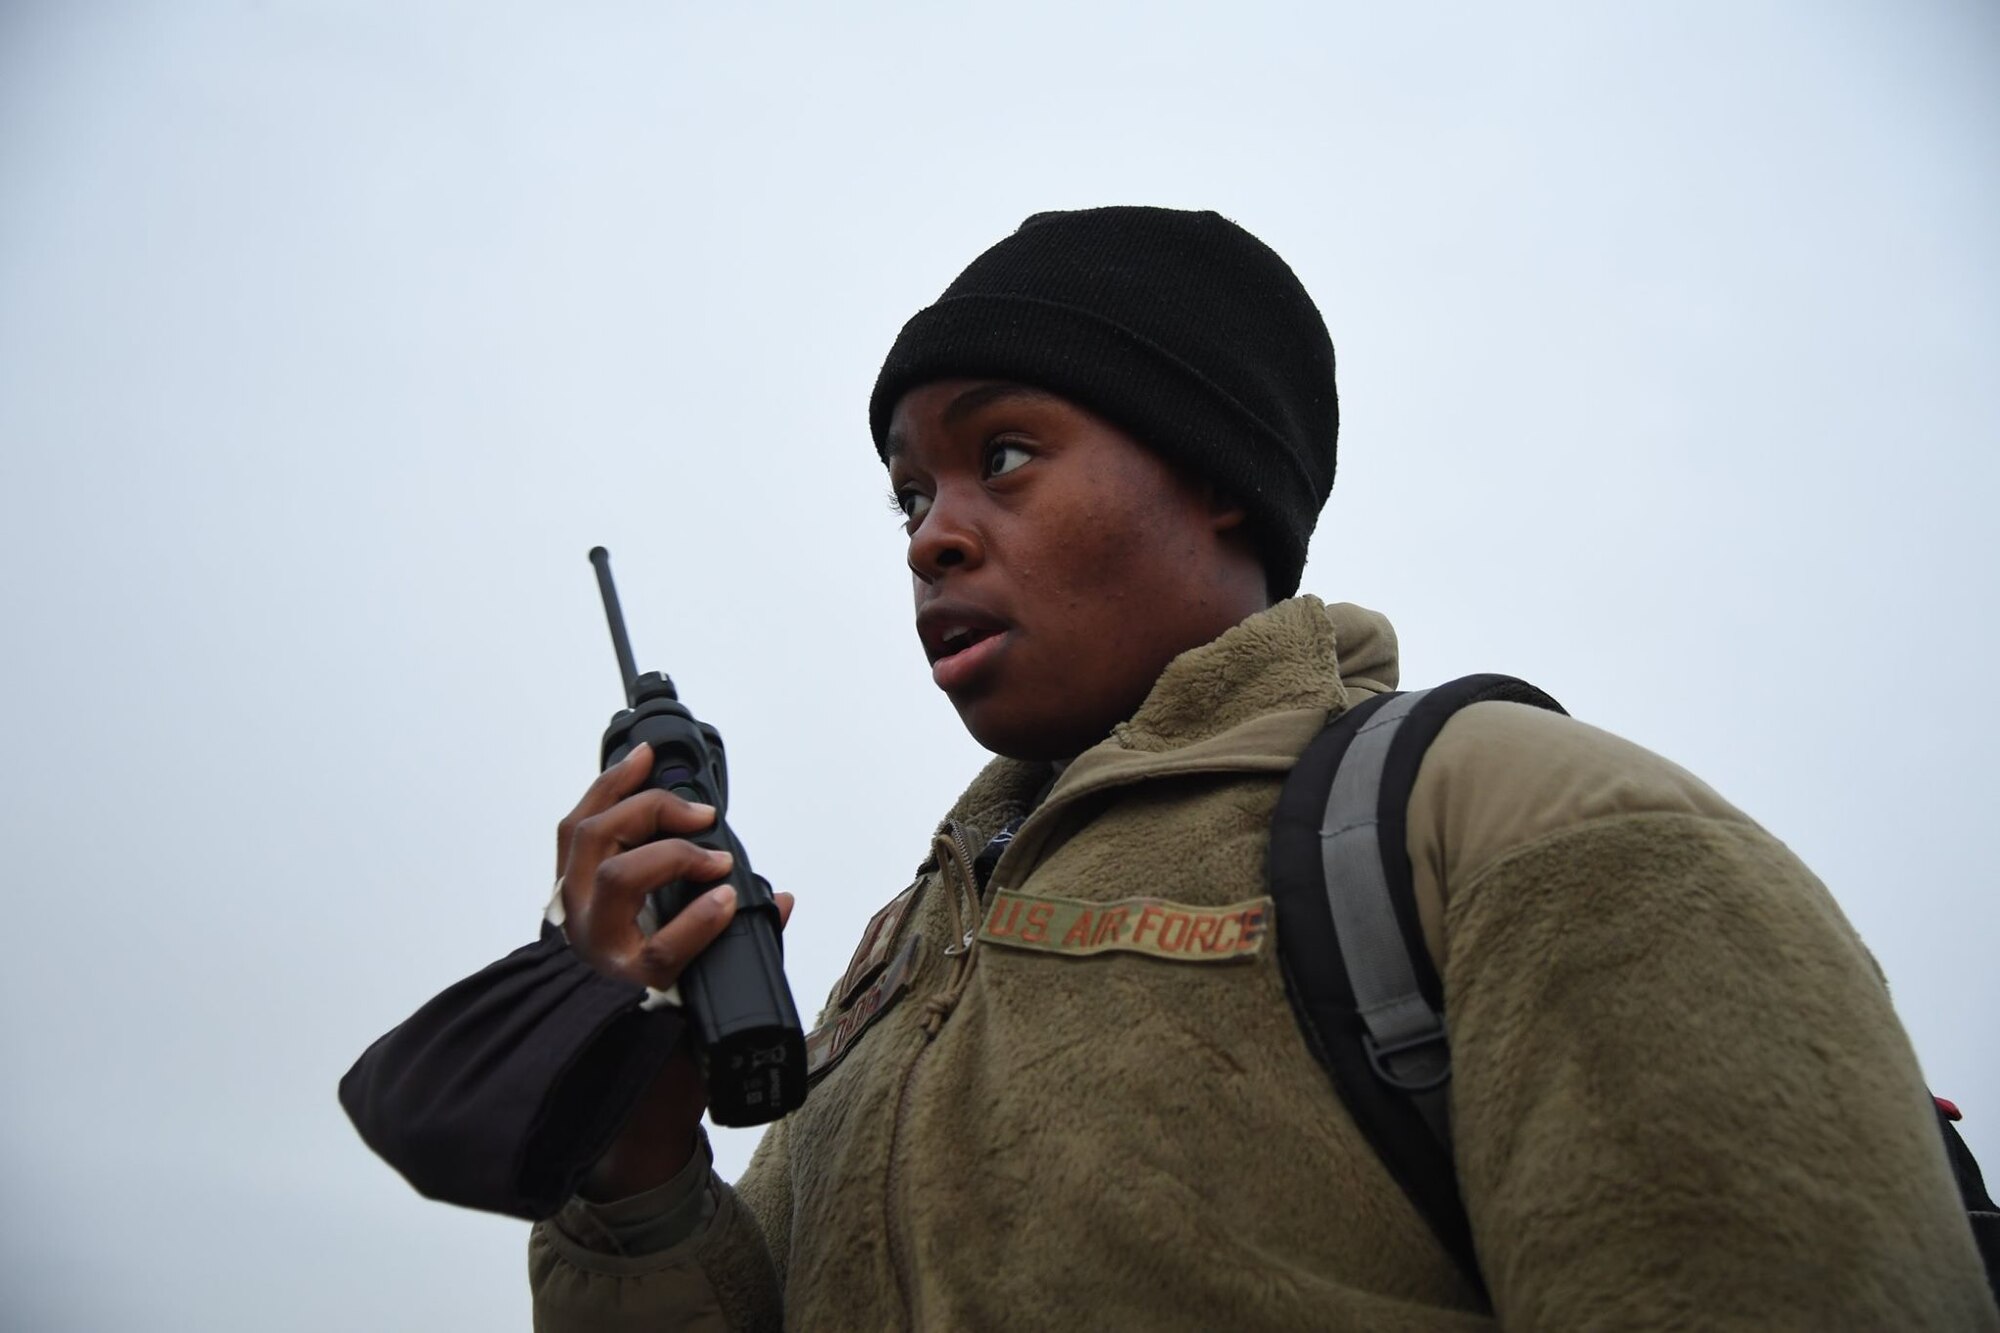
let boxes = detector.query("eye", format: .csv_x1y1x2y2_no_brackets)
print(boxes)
889,487,932,525
984,441,1031,480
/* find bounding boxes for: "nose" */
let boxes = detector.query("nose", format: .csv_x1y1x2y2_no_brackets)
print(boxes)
906,485,983,583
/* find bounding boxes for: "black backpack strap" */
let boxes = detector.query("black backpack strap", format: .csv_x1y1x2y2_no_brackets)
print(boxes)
1936,1101,2000,1303
1271,673,1566,1297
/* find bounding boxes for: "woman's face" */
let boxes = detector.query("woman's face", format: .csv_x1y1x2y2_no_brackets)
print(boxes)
885,379,1267,761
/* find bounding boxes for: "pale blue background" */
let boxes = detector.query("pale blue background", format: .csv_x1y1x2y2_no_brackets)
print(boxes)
2,3,1995,1328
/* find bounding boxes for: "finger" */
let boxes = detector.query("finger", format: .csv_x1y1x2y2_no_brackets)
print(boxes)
775,891,795,931
593,841,734,909
557,743,653,869
634,884,740,991
573,842,734,952
568,787,720,864
576,742,654,816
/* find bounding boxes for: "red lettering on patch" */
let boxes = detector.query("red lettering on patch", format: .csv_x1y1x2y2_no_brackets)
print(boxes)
1021,902,1054,944
975,889,1272,965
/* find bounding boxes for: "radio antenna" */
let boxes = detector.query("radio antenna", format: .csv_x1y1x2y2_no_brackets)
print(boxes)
587,546,641,706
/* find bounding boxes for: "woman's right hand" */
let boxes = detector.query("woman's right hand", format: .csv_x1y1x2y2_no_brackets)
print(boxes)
554,741,795,1198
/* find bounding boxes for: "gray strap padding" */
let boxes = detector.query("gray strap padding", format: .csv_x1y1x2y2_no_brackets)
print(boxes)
1319,689,1453,1146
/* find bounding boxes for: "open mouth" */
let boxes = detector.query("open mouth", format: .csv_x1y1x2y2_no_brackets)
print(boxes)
933,623,1001,663
917,603,1014,692
929,626,1008,692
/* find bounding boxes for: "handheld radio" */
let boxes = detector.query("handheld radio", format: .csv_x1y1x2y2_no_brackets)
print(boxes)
586,546,807,1126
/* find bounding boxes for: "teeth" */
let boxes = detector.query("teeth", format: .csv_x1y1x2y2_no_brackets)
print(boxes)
942,626,971,646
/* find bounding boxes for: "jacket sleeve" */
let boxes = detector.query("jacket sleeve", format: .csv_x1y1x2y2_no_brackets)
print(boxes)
1411,702,1998,1330
338,928,692,1222
529,1121,791,1332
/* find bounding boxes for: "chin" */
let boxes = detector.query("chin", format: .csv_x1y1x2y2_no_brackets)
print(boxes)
956,698,1107,764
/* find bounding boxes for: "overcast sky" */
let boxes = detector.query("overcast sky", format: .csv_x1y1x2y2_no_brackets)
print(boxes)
2,3,1995,1328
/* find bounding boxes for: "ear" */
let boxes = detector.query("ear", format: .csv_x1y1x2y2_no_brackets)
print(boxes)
1200,484,1274,610
1204,485,1250,535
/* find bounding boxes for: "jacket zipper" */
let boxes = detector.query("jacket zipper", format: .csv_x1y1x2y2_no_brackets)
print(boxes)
880,758,1306,1322
884,821,981,1329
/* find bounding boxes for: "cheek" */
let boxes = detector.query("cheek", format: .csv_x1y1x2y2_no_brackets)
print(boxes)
1016,511,1121,606
1034,482,1197,601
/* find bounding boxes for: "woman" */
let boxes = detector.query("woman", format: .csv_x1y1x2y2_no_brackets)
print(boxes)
521,208,1993,1329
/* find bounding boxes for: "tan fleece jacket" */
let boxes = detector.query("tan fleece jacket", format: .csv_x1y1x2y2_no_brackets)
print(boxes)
531,598,1997,1331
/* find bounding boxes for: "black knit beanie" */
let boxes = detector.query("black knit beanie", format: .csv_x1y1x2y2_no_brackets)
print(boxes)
869,206,1337,598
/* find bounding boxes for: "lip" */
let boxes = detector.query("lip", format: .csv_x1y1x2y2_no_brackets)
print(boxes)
915,600,1012,664
915,600,1014,692
930,628,1009,693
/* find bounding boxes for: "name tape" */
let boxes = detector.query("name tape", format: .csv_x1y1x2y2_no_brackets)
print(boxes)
807,934,922,1081
837,879,924,1007
977,889,1271,963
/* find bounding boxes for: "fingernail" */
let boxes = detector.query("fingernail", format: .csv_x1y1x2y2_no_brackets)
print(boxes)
707,885,738,911
626,742,651,762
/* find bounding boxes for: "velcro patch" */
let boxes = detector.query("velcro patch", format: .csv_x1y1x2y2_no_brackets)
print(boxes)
837,878,925,1008
807,935,923,1081
977,889,1270,963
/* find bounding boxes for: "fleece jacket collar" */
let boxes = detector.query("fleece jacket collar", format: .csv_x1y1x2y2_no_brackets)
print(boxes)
934,596,1401,854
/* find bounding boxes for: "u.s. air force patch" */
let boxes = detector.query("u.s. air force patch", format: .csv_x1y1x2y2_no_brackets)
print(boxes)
977,889,1271,963
806,934,922,1081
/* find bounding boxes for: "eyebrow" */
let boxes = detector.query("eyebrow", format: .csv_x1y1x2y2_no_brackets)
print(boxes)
884,382,1061,463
